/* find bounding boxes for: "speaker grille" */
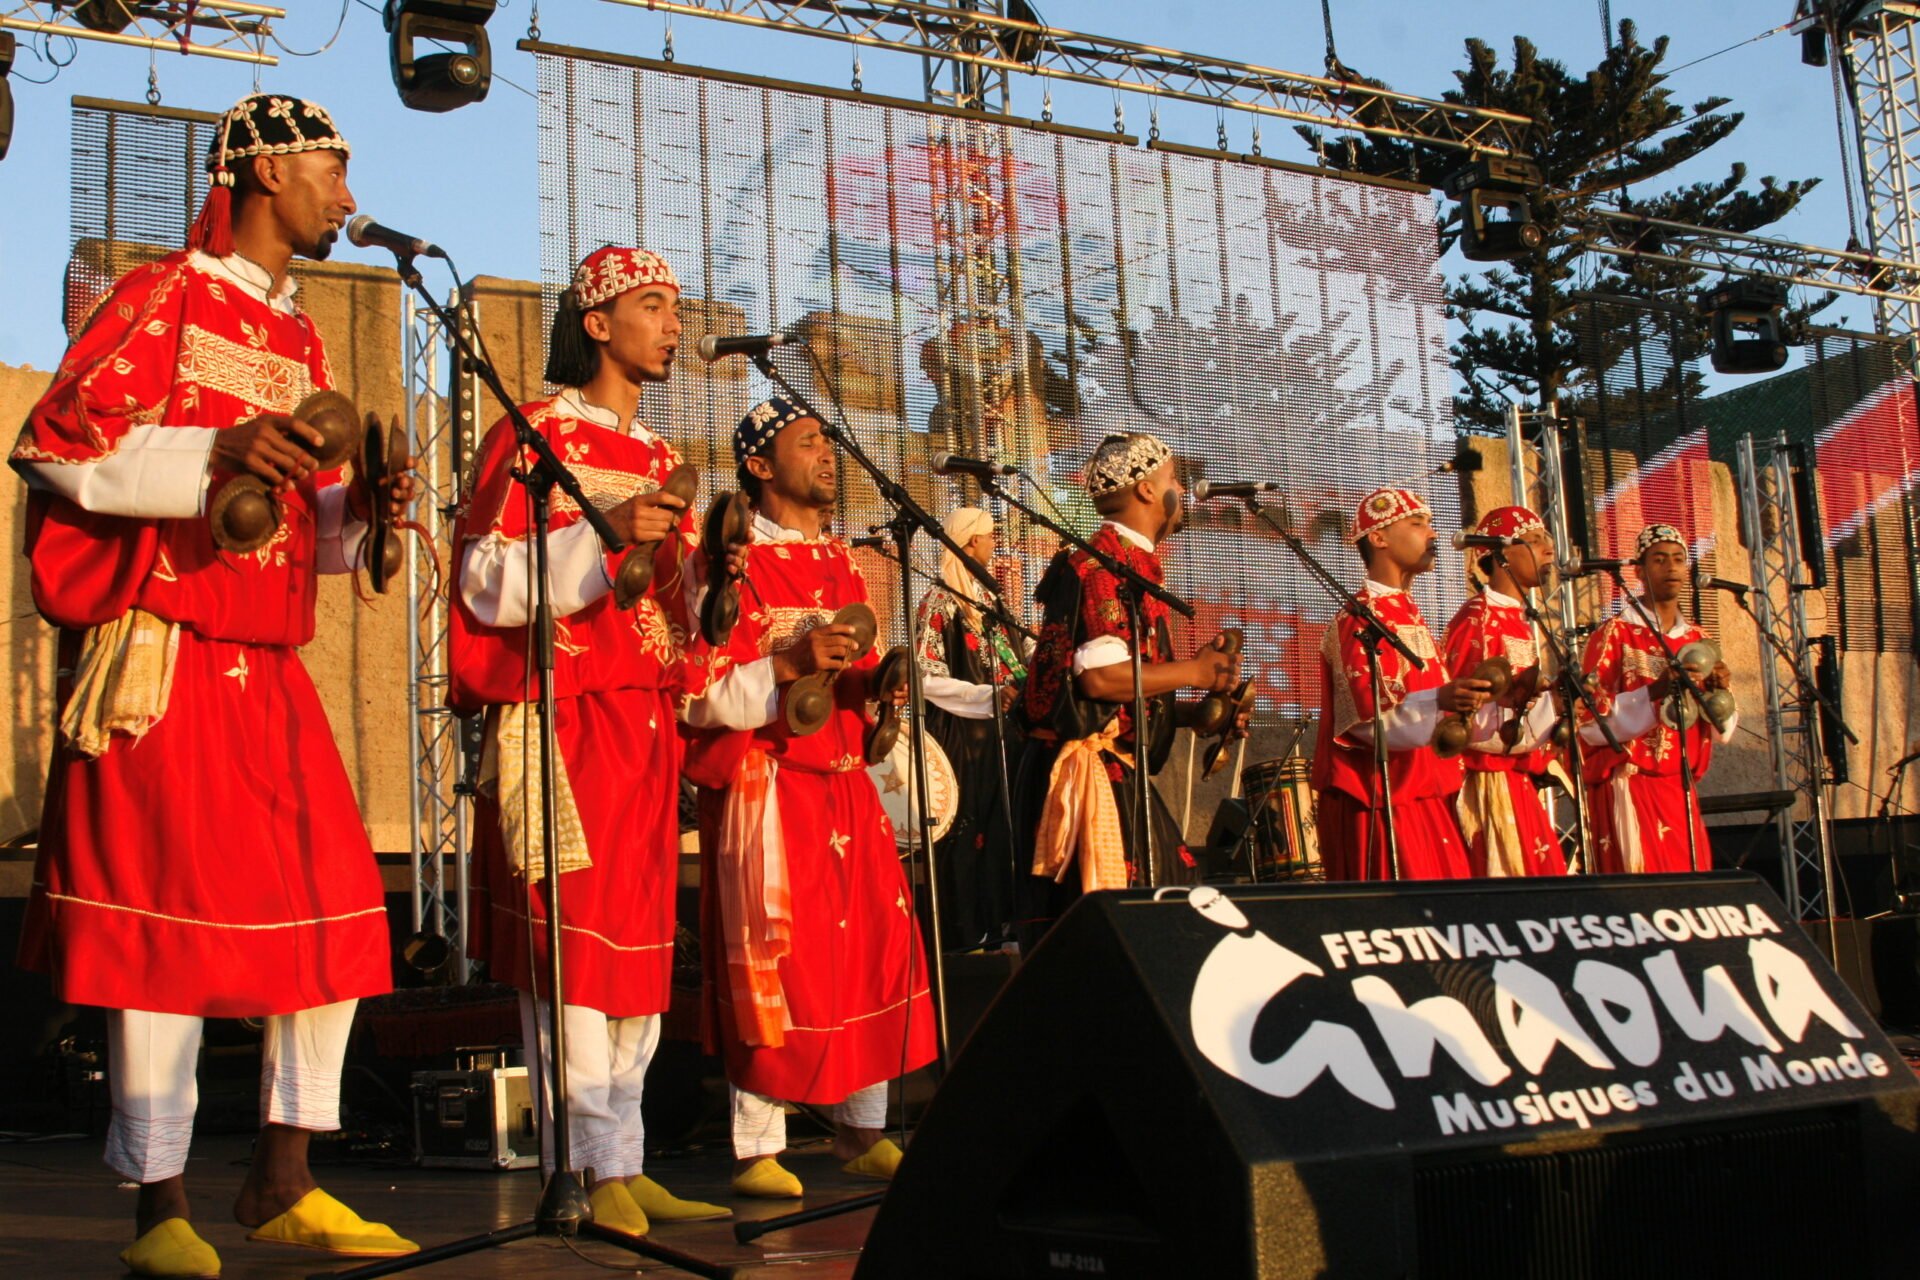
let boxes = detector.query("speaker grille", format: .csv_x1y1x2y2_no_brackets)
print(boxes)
1412,1109,1865,1278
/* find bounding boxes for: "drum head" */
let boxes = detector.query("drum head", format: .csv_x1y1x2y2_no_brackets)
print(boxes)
868,725,959,847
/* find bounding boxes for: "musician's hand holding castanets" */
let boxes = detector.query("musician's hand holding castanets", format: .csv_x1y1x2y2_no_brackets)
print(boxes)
1437,675,1494,715
773,623,859,684
346,452,419,524
605,487,688,546
1185,631,1240,694
215,414,326,492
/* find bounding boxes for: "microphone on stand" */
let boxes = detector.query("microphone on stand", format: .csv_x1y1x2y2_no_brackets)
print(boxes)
1694,566,1753,598
931,452,1020,479
695,330,804,362
1559,554,1629,577
346,214,447,260
1451,532,1521,551
1191,478,1282,501
850,535,893,551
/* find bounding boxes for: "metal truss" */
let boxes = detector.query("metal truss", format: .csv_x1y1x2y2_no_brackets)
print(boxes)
921,0,1006,112
591,0,1534,156
1,2,281,65
1736,433,1839,922
402,287,483,979
1795,2,1920,334
1580,206,1920,312
1507,404,1589,864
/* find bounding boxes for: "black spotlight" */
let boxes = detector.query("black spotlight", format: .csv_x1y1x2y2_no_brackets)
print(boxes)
1699,277,1791,375
57,0,137,34
0,33,14,164
1443,155,1546,262
385,0,495,113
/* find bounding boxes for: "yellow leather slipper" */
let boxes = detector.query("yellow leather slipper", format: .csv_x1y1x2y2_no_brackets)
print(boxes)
245,1188,418,1256
730,1157,804,1199
626,1174,731,1222
587,1181,651,1238
841,1137,905,1181
120,1217,220,1278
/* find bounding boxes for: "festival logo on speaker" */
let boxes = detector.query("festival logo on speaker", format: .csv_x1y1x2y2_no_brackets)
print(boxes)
1172,882,1906,1145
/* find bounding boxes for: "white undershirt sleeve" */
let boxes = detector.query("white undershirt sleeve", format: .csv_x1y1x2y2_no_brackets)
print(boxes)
460,521,613,628
313,485,372,576
1581,685,1655,746
1347,687,1441,750
13,423,217,519
923,675,996,720
682,657,780,731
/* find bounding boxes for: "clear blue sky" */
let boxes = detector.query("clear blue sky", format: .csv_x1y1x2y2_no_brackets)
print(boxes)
0,1,1864,376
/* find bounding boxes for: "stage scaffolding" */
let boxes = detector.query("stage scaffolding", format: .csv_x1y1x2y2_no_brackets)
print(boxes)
401,288,484,979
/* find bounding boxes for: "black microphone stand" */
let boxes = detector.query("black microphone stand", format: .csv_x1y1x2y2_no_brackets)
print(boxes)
1238,497,1423,880
861,538,1033,948
752,350,998,1065
1606,570,1715,876
978,474,1196,890
1717,583,1858,956
326,259,725,1280
1516,595,1621,875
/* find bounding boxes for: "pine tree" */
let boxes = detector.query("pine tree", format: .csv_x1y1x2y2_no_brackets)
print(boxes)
1300,21,1822,431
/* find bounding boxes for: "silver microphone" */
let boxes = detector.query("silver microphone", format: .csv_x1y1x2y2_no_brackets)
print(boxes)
932,452,1019,479
695,331,804,361
346,214,446,260
1452,532,1520,551
1192,479,1282,501
1559,554,1628,577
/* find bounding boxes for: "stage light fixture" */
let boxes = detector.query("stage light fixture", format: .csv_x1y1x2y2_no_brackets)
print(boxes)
1442,155,1545,262
57,0,137,34
0,33,14,164
1699,277,1791,375
384,0,496,114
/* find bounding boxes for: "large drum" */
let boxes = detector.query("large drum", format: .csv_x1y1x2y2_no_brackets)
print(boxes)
1240,753,1323,881
868,724,960,849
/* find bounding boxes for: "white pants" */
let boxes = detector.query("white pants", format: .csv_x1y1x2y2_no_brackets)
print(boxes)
730,1082,889,1159
519,994,660,1181
104,1000,358,1184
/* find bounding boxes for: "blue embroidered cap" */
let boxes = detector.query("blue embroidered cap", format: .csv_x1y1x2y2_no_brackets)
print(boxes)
734,396,811,465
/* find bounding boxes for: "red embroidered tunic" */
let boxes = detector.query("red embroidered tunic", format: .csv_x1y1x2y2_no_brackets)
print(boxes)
1578,608,1729,874
683,518,938,1103
452,392,696,1016
1440,591,1550,777
10,251,389,1017
1312,585,1469,881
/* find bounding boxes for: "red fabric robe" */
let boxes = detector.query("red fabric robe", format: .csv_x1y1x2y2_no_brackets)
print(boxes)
1312,585,1470,882
11,251,389,1017
451,395,696,1017
1580,610,1722,875
684,521,938,1104
1440,591,1566,877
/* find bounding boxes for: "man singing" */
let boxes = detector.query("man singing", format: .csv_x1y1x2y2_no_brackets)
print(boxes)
1313,487,1490,881
1580,524,1737,874
681,399,938,1200
10,94,415,1277
1441,505,1565,876
452,245,726,1237
1012,432,1239,944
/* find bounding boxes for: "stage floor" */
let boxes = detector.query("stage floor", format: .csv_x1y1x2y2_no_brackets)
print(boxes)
0,1131,878,1278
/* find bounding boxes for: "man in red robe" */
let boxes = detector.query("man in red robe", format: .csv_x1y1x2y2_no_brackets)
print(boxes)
1313,487,1491,881
681,398,938,1200
1011,431,1240,945
1580,523,1737,874
451,246,725,1237
1441,504,1566,876
9,94,415,1277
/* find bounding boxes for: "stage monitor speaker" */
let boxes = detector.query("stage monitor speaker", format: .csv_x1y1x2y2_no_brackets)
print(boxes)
858,874,1920,1279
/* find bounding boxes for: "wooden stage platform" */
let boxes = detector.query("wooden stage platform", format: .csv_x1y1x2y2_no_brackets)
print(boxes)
0,1130,881,1279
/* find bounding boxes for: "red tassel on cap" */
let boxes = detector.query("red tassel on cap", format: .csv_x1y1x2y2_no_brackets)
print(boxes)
189,169,235,257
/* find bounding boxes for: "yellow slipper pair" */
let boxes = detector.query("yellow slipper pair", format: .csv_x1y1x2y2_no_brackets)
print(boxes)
729,1138,905,1202
122,1192,417,1277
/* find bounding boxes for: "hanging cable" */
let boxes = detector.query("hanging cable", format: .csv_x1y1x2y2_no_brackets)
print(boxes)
1319,0,1338,75
272,0,351,57
1830,31,1867,249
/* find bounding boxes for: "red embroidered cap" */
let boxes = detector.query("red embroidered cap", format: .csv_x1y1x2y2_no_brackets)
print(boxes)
1348,486,1430,542
570,246,680,308
1472,504,1545,541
